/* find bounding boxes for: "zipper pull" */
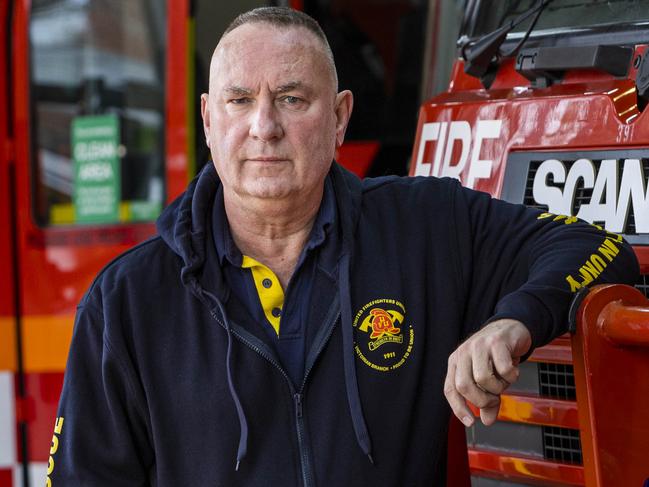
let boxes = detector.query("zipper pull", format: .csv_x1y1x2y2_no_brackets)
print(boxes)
294,393,303,419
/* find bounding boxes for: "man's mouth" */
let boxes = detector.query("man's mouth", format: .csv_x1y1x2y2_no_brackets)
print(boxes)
245,157,291,166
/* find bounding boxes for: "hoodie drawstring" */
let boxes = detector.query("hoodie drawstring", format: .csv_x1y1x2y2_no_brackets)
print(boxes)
203,290,249,471
339,253,374,465
198,254,373,470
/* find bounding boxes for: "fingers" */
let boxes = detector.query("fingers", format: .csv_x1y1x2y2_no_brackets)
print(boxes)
472,342,505,395
491,340,520,386
445,351,502,427
444,319,529,427
457,350,499,405
444,360,475,427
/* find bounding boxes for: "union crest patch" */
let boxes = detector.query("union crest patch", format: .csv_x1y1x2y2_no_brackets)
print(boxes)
353,298,414,372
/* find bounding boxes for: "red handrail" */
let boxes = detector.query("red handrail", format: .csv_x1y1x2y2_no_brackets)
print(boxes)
597,300,649,347
572,284,649,487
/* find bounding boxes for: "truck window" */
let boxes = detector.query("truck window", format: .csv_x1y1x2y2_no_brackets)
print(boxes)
471,0,649,37
30,0,166,226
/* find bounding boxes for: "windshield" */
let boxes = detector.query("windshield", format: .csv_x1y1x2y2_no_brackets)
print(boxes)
472,0,649,38
30,0,166,226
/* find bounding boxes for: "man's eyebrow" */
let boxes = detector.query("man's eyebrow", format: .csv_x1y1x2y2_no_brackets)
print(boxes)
274,82,310,94
223,86,252,96
223,83,312,96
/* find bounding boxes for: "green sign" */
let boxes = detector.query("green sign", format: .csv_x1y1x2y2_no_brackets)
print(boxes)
129,200,162,221
72,114,121,224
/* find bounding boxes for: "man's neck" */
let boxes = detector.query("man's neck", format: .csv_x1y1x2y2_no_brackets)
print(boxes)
223,188,324,289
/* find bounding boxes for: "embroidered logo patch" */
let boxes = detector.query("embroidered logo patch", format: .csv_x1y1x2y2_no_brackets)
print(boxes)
353,298,414,372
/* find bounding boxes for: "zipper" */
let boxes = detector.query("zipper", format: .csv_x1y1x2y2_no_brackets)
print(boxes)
206,305,340,487
299,311,340,393
293,393,310,487
293,311,341,487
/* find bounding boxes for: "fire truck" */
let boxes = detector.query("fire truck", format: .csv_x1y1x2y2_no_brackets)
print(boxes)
0,0,433,485
410,0,649,485
1,1,191,485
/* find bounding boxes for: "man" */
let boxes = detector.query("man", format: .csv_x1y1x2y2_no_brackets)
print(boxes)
49,7,638,486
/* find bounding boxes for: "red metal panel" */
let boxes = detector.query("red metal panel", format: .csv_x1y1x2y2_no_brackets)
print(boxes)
571,284,649,487
469,449,585,486
635,247,649,274
336,141,380,178
0,0,12,310
446,416,471,487
497,394,579,430
410,68,649,197
166,0,189,200
0,0,17,373
0,469,13,487
16,373,63,463
529,336,573,365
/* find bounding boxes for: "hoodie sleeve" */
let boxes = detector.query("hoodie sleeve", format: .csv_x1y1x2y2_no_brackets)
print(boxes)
452,181,640,350
48,296,153,486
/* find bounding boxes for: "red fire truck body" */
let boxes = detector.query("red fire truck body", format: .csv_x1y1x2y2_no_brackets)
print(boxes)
411,2,649,485
1,1,190,484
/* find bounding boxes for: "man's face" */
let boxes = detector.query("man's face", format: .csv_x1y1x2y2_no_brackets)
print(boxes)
201,23,352,202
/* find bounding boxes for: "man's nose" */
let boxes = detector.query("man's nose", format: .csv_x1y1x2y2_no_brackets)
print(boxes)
249,100,283,141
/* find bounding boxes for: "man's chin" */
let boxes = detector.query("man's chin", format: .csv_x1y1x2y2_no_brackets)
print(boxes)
241,182,297,201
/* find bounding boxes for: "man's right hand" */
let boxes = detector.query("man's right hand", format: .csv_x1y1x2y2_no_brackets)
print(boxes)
443,319,532,426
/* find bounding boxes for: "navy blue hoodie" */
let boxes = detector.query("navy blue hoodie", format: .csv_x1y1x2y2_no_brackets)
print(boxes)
49,163,639,486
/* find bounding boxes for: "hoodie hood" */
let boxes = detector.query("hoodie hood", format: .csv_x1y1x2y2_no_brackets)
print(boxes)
156,162,363,294
157,163,225,297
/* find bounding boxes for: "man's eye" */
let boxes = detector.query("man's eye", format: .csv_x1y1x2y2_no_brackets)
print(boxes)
230,97,251,104
281,96,303,105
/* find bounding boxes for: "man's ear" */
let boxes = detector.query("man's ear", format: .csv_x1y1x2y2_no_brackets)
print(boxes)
200,93,211,148
334,90,353,149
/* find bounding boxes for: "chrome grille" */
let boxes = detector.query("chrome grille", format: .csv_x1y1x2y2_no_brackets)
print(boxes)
538,362,582,464
538,362,576,400
542,426,582,464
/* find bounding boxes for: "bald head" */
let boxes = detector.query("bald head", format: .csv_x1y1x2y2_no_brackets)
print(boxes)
199,6,353,209
211,7,338,91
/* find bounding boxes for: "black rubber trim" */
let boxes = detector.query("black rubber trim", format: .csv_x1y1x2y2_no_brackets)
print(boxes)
568,287,590,334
